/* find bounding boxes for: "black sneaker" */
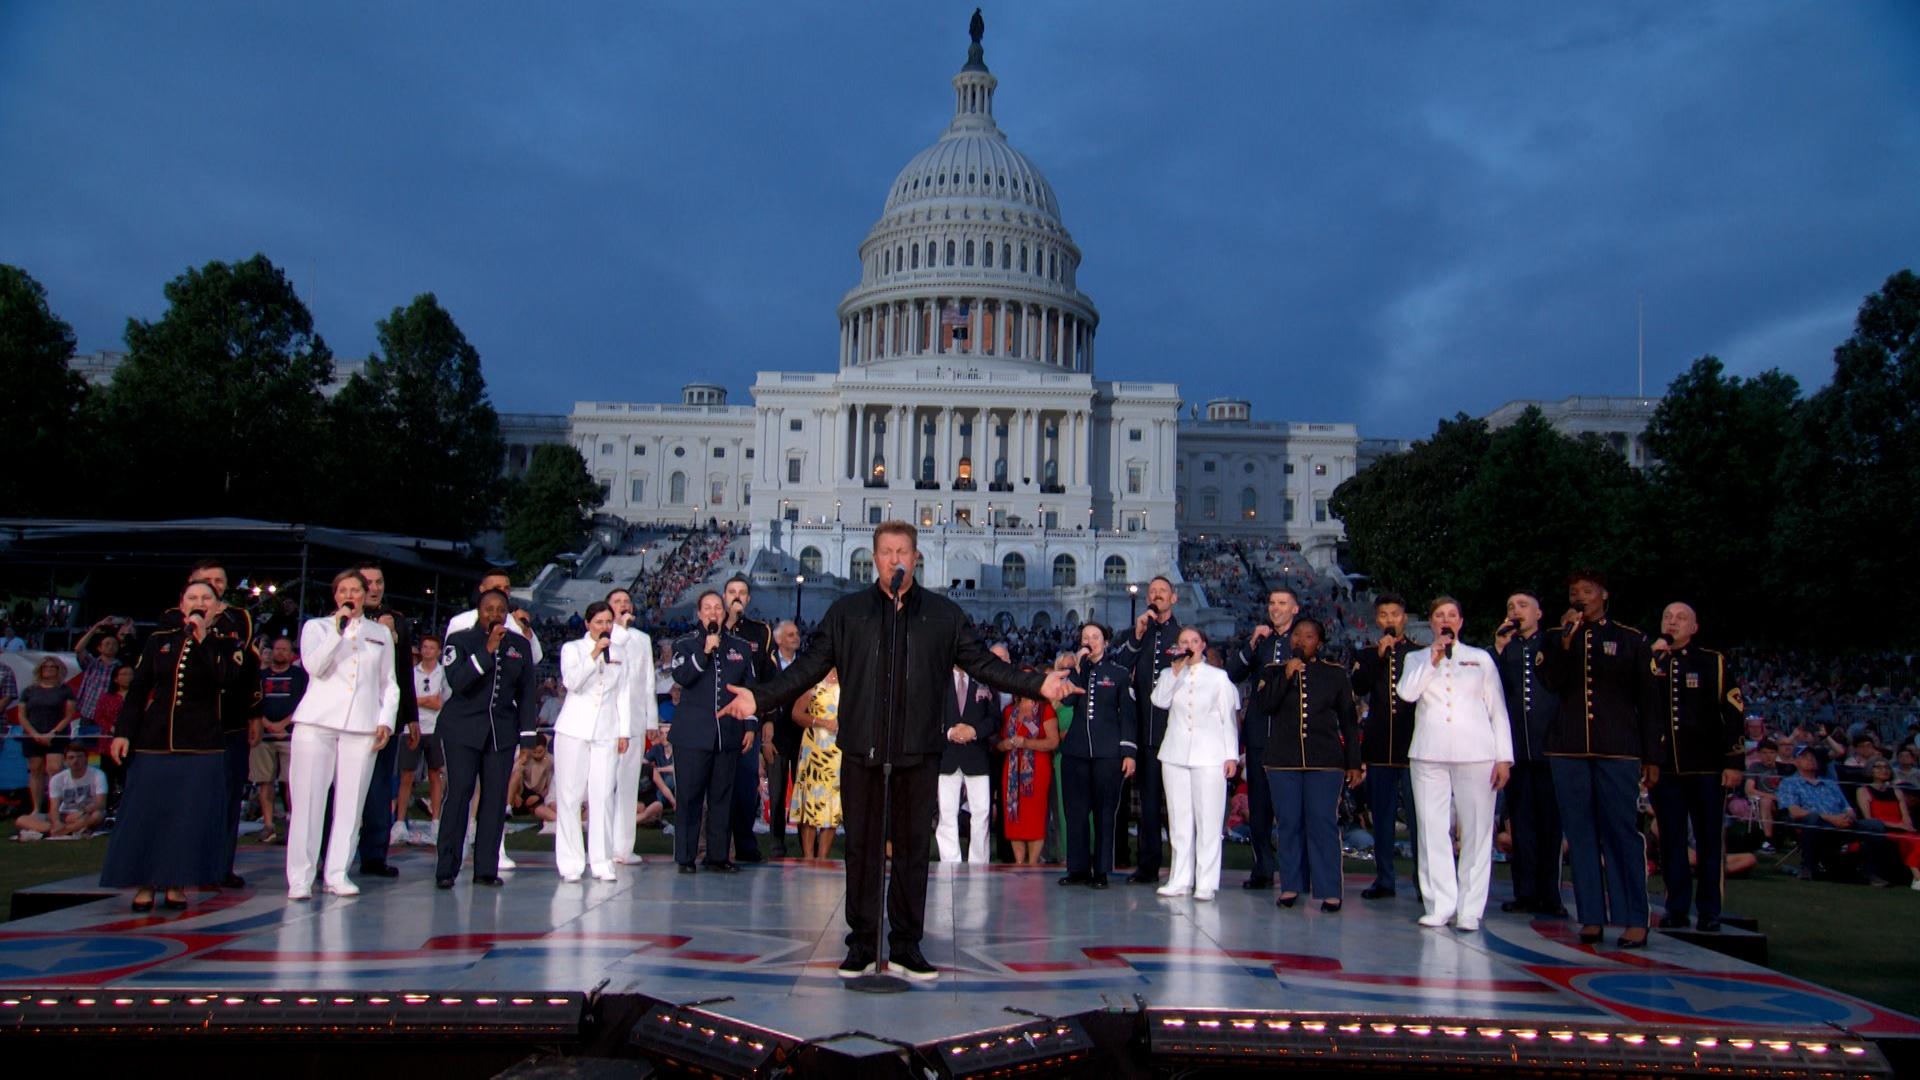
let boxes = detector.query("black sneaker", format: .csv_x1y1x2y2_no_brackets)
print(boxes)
889,947,938,981
837,949,876,979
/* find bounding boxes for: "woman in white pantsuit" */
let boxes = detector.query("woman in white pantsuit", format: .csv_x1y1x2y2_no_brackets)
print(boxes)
553,603,633,882
1396,596,1512,931
1150,627,1241,900
286,570,398,900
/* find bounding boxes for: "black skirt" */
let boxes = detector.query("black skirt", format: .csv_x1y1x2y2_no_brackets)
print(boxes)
99,752,229,888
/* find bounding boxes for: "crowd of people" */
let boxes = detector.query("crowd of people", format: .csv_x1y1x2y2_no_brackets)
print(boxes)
5,528,1917,975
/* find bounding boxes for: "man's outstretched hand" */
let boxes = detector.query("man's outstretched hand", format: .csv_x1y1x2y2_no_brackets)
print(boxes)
720,686,758,720
1040,669,1084,704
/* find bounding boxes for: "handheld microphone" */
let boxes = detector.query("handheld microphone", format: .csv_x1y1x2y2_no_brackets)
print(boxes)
1498,620,1519,637
1441,628,1456,660
1655,632,1675,649
1381,625,1397,640
337,606,352,633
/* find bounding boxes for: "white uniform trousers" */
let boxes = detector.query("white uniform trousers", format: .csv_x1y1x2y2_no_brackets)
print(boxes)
611,736,647,862
554,733,620,878
1412,759,1497,924
286,725,379,892
1161,761,1228,894
935,771,991,864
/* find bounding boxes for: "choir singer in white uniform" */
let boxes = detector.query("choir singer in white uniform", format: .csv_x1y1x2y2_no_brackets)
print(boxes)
287,569,398,899
1150,627,1241,900
1396,596,1512,931
605,588,658,865
552,602,633,882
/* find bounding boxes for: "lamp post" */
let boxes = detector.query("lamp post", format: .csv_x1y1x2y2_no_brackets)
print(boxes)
794,574,805,623
835,499,842,523
1128,582,1139,623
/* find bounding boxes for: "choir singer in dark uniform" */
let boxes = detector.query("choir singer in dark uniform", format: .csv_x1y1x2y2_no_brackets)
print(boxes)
1645,602,1745,932
721,576,778,863
1112,576,1184,885
1253,618,1362,912
435,588,540,889
1224,588,1299,890
718,522,1077,982
1494,590,1565,916
1350,592,1420,901
1058,621,1137,888
669,591,759,874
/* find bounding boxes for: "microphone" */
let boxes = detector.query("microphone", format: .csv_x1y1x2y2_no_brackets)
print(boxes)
1440,628,1456,660
889,565,906,594
1498,620,1520,638
1655,632,1675,649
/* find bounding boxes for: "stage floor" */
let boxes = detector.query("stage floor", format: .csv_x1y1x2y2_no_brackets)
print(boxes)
3,845,1916,1046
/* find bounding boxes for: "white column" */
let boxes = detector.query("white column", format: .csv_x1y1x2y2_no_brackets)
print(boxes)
968,297,982,356
894,405,908,485
1013,408,1027,490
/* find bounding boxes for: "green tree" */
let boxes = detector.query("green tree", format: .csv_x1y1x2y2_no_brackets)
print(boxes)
1640,356,1802,637
0,265,91,514
1776,269,1920,645
326,294,504,538
105,255,333,520
503,444,603,579
1329,414,1491,606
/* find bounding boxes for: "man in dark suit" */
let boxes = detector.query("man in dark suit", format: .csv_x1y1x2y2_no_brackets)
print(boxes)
434,589,539,888
721,576,778,863
936,665,998,864
355,561,420,878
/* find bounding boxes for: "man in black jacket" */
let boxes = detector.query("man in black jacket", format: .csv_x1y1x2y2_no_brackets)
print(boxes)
1225,588,1299,890
1112,576,1184,884
1350,593,1421,901
1494,590,1564,916
720,521,1077,982
720,576,778,863
435,589,539,888
1645,602,1745,932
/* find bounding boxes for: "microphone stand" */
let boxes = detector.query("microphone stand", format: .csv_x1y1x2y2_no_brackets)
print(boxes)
849,574,910,994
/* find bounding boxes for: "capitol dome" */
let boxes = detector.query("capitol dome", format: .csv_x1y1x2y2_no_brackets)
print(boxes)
836,15,1097,375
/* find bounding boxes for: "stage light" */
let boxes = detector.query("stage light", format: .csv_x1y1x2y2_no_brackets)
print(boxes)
1144,1009,1894,1077
0,990,583,1040
925,1017,1095,1080
627,1003,790,1078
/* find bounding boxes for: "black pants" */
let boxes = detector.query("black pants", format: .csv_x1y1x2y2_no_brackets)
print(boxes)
1506,759,1562,907
730,729,762,860
358,732,402,868
841,756,938,953
1795,818,1905,882
674,745,737,867
436,741,514,881
1134,741,1167,876
765,742,795,852
1062,755,1124,876
222,732,249,875
1652,771,1726,920
1246,739,1275,880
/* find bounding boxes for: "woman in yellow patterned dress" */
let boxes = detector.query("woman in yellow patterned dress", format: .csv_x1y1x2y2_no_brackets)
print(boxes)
787,669,843,859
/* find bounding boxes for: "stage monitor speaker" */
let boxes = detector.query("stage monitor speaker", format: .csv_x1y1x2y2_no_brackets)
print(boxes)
0,990,584,1040
924,1016,1095,1079
627,1003,790,1078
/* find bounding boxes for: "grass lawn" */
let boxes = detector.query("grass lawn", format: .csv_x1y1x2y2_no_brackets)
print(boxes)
6,827,1916,1019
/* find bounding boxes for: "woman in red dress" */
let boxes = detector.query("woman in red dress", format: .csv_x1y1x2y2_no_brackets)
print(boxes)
1856,759,1920,888
997,679,1059,865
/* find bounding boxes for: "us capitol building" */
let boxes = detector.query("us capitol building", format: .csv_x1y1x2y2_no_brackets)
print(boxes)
507,17,1363,626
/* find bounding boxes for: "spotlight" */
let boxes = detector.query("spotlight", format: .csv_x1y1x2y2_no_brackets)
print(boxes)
926,1017,1094,1079
0,990,582,1040
628,1003,790,1078
1144,1009,1893,1077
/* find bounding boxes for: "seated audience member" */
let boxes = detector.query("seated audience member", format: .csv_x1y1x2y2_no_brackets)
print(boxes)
1776,747,1905,884
509,734,557,826
645,729,676,814
1856,759,1920,890
1744,740,1794,850
15,746,107,839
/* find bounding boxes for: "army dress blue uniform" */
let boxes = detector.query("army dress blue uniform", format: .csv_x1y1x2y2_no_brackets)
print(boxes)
1226,625,1293,887
727,614,778,862
1061,654,1137,882
669,628,758,870
435,624,539,884
1112,613,1185,881
1351,634,1422,898
1497,629,1564,913
1254,657,1361,904
1646,643,1745,927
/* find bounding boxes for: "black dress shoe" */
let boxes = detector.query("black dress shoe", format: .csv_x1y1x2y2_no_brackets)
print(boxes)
131,896,155,913
770,844,788,858
1578,925,1604,944
1617,930,1649,949
1057,872,1092,887
1658,913,1690,930
703,861,741,873
1500,899,1531,913
1363,886,1398,901
677,863,697,875
473,874,504,887
1320,899,1342,913
221,873,247,889
1090,873,1111,890
360,862,400,879
162,894,189,910
1696,916,1722,933
1277,894,1299,909
1242,877,1273,890
737,851,765,864
1538,903,1569,918
435,878,454,889
1126,871,1158,885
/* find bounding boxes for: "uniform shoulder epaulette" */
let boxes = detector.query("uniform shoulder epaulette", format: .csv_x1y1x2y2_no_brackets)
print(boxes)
1313,657,1345,669
1613,622,1642,636
1694,645,1724,658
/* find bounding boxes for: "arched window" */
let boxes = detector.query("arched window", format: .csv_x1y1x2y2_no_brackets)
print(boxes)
882,249,890,274
895,245,904,271
1002,553,1027,590
669,471,686,505
1241,486,1258,520
799,546,823,576
945,240,956,266
1020,244,1028,273
911,245,920,270
926,241,936,266
1103,555,1127,585
1052,553,1077,588
964,240,974,266
984,240,994,267
849,549,874,585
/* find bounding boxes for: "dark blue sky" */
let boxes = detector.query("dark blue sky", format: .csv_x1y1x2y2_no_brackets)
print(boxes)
4,2,1916,437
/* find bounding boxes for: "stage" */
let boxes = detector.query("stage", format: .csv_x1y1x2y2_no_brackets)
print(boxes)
2,844,1914,1074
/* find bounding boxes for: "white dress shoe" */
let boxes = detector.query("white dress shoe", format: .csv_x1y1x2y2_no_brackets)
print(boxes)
614,853,643,865
1156,884,1189,897
1417,912,1452,927
322,879,360,897
560,873,582,883
1193,890,1217,902
591,868,618,882
287,886,312,901
1454,918,1481,932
